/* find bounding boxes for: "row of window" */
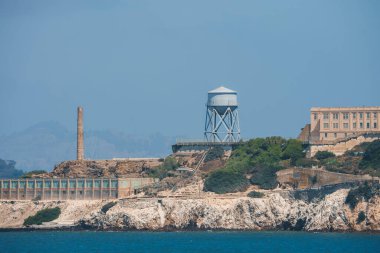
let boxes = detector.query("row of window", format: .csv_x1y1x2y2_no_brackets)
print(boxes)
316,112,378,120
0,179,118,189
323,133,346,138
323,122,378,129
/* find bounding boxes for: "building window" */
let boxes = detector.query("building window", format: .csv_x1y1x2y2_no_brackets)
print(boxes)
353,122,357,128
366,112,370,119
44,181,51,188
323,113,329,120
352,112,356,119
313,113,317,120
334,133,337,138
323,123,329,129
86,181,93,188
333,113,339,120
360,122,363,128
374,112,377,119
27,181,34,188
324,133,328,138
359,112,363,119
333,123,338,129
367,122,370,129
345,133,348,137
375,122,378,129
343,123,349,129
343,113,349,120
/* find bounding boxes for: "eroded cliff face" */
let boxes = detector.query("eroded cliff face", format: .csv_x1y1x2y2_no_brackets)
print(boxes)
80,189,380,231
2,189,378,231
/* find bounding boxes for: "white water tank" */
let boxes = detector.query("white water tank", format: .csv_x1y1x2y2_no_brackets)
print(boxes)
207,86,238,114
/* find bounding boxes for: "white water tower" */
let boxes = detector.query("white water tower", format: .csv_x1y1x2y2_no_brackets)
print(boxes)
204,86,241,142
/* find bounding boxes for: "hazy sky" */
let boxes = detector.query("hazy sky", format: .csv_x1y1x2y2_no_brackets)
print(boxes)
1,0,379,139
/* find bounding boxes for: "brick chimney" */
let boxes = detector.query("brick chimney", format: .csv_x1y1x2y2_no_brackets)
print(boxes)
77,106,84,160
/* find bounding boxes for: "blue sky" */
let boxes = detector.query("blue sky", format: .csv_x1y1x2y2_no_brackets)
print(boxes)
1,0,379,139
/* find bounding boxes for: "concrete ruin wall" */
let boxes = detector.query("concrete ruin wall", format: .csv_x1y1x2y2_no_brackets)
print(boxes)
277,168,378,189
308,135,380,157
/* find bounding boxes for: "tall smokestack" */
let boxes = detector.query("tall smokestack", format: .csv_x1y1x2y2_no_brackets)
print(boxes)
77,106,84,161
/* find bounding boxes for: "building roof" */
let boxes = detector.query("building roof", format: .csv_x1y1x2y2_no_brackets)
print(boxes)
208,86,236,94
311,106,380,112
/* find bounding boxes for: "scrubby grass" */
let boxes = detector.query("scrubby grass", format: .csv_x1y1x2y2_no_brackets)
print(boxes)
101,202,117,213
23,207,61,226
247,191,264,198
147,157,179,179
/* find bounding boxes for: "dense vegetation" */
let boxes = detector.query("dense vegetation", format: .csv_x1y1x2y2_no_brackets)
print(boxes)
23,207,61,226
20,170,47,178
204,147,224,162
147,157,179,179
247,191,264,198
0,159,23,179
315,151,335,160
359,140,380,171
204,170,249,194
101,202,117,213
204,137,305,193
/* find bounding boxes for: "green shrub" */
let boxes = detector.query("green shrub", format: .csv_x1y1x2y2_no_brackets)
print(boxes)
281,139,305,165
101,202,117,213
315,151,335,160
356,211,366,224
204,170,249,194
204,147,224,162
247,191,264,198
359,140,380,170
23,207,61,226
250,165,281,190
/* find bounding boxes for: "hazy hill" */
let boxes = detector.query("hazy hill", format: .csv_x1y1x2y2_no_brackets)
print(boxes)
0,159,24,179
0,121,175,172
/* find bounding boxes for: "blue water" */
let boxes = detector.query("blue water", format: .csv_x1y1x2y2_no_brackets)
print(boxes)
0,231,379,253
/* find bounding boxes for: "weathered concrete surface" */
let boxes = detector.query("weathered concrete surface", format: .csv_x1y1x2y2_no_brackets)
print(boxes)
1,188,379,231
277,168,378,189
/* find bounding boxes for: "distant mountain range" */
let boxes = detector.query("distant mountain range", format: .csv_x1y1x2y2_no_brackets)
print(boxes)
0,121,176,172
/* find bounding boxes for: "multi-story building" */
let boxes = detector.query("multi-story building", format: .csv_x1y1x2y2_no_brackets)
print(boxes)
298,106,380,144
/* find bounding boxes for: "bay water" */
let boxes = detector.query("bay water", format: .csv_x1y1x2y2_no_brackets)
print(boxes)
0,231,379,253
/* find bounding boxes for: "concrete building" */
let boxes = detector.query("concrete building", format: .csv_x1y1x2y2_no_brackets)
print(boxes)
298,106,380,144
0,177,158,200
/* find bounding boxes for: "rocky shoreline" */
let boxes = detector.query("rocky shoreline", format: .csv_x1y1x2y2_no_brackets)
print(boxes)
1,187,379,232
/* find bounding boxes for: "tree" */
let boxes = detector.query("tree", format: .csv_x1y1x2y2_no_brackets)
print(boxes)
281,139,305,165
359,140,380,170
